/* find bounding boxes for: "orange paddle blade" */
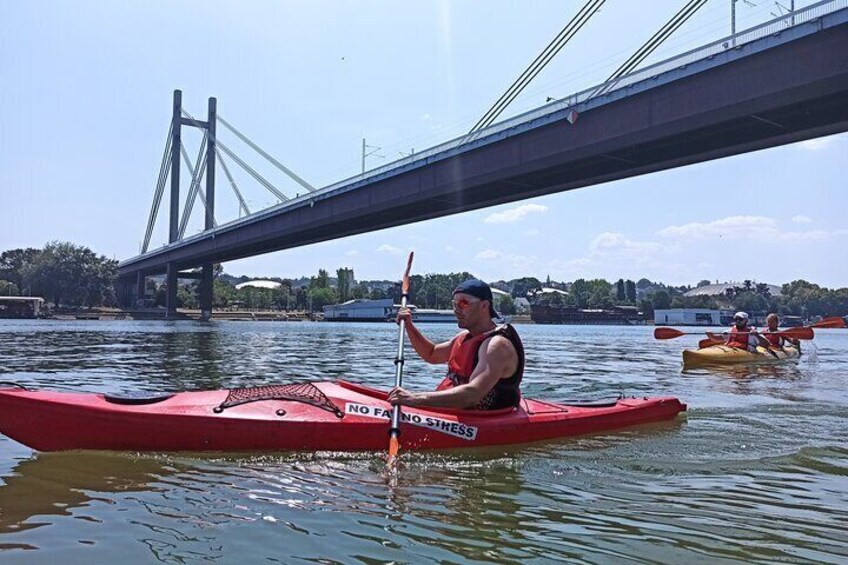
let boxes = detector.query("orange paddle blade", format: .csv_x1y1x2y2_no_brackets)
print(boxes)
654,327,686,340
699,337,723,349
779,326,814,340
810,317,846,329
387,436,400,466
401,252,414,295
706,331,724,341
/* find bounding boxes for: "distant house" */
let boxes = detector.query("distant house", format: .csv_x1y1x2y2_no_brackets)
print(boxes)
654,308,734,326
0,296,45,319
514,297,531,314
323,298,394,321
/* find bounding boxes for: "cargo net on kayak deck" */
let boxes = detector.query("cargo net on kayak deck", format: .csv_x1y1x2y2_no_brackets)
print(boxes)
213,383,344,418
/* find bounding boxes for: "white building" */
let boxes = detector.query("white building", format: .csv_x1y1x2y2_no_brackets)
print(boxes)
235,280,282,290
654,308,734,326
323,298,394,321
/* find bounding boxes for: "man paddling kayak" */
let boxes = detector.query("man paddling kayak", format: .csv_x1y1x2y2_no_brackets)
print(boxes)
725,311,765,351
387,278,525,410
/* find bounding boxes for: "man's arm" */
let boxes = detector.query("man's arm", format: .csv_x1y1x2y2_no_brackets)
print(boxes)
388,335,518,409
398,308,451,364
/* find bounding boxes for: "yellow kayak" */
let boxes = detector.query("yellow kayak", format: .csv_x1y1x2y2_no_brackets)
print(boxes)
682,344,800,367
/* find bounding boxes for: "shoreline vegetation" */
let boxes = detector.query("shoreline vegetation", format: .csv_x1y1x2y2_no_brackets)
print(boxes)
2,242,846,323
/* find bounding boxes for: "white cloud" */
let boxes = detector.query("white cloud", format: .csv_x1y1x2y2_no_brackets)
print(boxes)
474,249,542,275
376,244,402,255
798,138,833,151
545,232,671,279
524,229,541,237
483,204,548,224
345,250,360,257
475,249,503,261
589,232,664,254
444,245,457,253
791,215,813,224
658,215,830,243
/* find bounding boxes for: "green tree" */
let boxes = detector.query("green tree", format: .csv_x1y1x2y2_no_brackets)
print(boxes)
336,267,354,302
733,291,768,313
311,269,330,290
309,286,337,310
625,279,637,302
497,295,516,315
0,248,41,291
295,287,309,310
0,280,20,296
511,277,543,298
177,284,198,308
616,279,626,302
213,279,237,307
651,290,671,310
24,241,116,307
369,287,387,300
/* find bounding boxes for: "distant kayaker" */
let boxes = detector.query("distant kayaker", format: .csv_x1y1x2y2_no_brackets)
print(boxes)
762,313,800,351
387,278,524,410
725,311,765,351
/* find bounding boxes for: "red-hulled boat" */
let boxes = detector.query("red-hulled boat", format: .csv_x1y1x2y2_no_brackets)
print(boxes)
0,380,686,452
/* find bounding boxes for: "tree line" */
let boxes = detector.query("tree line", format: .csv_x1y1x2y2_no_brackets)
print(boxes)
2,243,846,317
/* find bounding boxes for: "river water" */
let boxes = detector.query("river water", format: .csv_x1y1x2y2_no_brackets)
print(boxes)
0,320,845,563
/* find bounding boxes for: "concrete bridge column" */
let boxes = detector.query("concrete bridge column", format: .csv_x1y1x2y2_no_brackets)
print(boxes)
135,272,145,308
166,262,178,318
199,263,213,321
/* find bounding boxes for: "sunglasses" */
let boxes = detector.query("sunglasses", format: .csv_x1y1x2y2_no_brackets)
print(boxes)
452,298,481,310
734,317,745,321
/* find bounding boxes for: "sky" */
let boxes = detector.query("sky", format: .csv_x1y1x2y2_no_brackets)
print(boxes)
1,1,845,288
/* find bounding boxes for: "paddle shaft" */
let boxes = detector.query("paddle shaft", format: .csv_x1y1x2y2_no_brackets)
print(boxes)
389,291,408,437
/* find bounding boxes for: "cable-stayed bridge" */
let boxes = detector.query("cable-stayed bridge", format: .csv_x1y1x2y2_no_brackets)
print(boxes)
117,1,848,317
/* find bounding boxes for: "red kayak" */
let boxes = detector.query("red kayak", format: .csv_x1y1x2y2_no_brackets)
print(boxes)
0,380,686,452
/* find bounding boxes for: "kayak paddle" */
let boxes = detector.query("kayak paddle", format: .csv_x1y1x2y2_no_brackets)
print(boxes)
654,326,813,340
698,337,722,349
387,251,414,469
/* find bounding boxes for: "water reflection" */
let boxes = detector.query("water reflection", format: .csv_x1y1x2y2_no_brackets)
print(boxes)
0,452,174,534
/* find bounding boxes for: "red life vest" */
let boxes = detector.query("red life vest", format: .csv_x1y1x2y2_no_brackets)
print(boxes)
435,324,524,410
763,330,783,348
726,326,752,349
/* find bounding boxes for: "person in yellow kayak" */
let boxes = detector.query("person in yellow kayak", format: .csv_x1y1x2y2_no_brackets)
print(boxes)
761,313,801,352
387,278,524,410
725,311,766,351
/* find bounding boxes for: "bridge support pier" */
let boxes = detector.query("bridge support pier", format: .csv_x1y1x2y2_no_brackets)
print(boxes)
135,272,145,308
166,262,178,318
199,264,213,321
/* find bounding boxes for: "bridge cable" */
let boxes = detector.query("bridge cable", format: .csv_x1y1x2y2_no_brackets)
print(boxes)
179,136,206,230
469,0,604,133
178,141,215,239
142,122,173,253
591,0,708,99
217,115,315,193
215,150,251,217
468,0,606,135
215,149,252,216
181,109,290,203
